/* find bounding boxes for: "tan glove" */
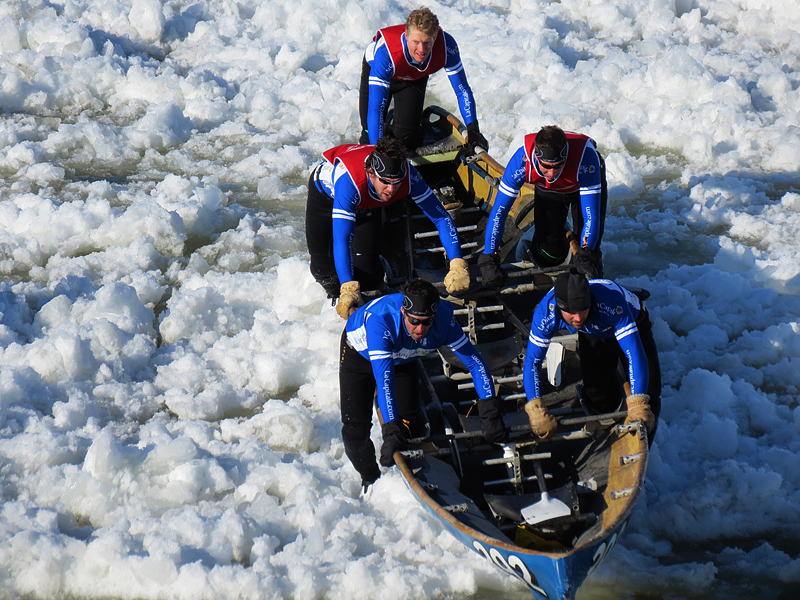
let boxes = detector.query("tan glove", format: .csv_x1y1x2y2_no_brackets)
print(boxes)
444,258,470,293
524,397,557,439
625,393,655,434
335,280,362,320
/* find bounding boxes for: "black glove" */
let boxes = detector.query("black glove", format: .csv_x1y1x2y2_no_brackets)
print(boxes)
379,419,410,467
572,246,602,278
464,121,489,156
478,252,507,288
477,396,509,444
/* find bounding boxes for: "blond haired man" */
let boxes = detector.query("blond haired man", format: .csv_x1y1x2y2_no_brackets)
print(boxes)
358,7,487,154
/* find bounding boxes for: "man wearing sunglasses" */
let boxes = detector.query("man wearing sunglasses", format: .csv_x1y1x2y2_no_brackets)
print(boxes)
339,279,508,492
306,136,470,319
477,125,607,288
358,6,488,155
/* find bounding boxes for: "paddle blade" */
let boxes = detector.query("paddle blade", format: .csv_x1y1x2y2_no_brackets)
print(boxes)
520,492,572,525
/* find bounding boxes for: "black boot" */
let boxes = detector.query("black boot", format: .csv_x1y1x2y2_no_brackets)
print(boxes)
342,435,381,487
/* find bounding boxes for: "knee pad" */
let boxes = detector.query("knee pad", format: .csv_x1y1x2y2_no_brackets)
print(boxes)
532,240,569,268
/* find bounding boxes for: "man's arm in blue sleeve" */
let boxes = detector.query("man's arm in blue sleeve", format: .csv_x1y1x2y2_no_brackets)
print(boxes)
523,330,550,400
444,323,495,399
522,297,556,399
366,44,394,144
331,175,360,284
483,146,527,253
442,32,477,127
578,144,603,249
616,325,650,396
365,321,401,422
410,166,463,259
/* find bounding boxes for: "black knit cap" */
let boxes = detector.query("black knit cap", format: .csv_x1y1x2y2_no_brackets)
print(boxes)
534,143,568,164
554,267,593,313
369,152,407,182
402,293,438,317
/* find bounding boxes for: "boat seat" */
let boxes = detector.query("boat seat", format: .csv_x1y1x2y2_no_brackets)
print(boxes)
409,137,462,165
485,482,579,523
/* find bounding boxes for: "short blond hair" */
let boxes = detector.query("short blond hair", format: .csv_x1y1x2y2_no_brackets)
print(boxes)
406,7,439,36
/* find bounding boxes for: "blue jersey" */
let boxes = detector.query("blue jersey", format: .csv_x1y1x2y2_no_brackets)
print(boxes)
315,159,462,285
346,294,495,422
523,280,648,398
364,29,477,144
484,138,603,254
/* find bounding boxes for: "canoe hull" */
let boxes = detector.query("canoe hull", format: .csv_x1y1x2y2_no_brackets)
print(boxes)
396,417,647,600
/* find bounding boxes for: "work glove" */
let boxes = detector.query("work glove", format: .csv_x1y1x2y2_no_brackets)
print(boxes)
478,252,507,289
379,419,411,467
624,393,655,435
335,280,363,320
463,121,489,156
525,397,557,439
444,258,470,294
477,396,509,444
572,246,602,279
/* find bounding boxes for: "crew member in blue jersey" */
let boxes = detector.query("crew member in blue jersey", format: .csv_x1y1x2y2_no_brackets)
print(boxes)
305,136,470,319
477,126,607,288
359,6,488,153
522,269,661,445
339,279,508,490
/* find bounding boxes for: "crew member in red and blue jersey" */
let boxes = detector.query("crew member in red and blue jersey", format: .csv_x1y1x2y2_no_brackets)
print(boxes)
305,136,470,319
522,269,661,445
340,279,508,492
478,126,608,288
359,6,488,154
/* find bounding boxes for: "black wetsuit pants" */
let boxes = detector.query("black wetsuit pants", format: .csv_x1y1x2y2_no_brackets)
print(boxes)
359,58,428,150
526,155,608,274
304,171,386,295
579,307,662,441
339,331,420,483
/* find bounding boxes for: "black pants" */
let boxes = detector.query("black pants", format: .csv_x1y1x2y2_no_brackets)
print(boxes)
339,331,421,481
579,308,662,438
359,58,428,150
304,172,386,293
528,155,608,271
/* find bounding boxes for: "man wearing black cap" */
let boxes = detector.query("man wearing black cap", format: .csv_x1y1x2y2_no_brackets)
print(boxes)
477,125,607,288
522,268,661,443
339,278,507,491
305,136,470,319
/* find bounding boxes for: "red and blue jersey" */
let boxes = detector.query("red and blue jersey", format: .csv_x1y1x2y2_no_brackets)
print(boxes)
364,25,477,143
484,133,603,253
315,144,462,284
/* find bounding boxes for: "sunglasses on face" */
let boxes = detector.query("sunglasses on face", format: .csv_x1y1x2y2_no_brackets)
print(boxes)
377,175,403,186
406,313,433,327
538,160,566,170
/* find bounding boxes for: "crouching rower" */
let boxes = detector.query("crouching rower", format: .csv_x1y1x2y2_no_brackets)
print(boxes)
339,279,508,492
305,136,470,319
523,268,662,445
